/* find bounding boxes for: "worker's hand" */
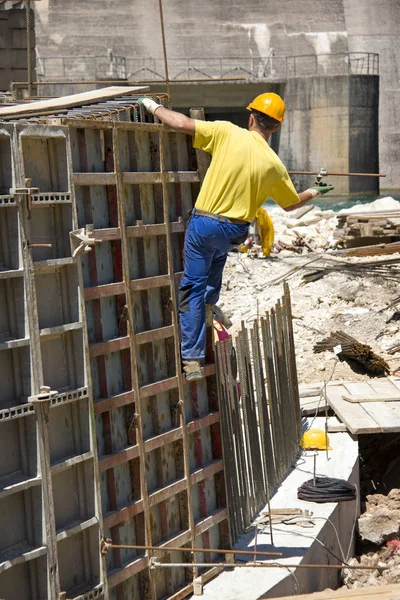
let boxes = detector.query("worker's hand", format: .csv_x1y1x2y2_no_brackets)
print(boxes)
306,185,335,198
137,97,162,115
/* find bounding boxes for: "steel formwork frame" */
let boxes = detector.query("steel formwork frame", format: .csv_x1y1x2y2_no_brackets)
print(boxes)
0,116,230,600
68,119,229,599
0,121,104,600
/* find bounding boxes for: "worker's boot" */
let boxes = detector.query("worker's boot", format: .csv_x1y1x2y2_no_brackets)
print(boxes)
182,359,203,382
209,304,233,329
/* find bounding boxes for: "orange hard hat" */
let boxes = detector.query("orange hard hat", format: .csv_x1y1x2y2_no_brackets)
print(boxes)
246,92,285,122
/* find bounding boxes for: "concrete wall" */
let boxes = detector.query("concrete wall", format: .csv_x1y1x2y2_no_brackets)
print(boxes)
32,0,400,190
344,0,400,190
0,8,35,93
279,75,379,195
34,0,349,62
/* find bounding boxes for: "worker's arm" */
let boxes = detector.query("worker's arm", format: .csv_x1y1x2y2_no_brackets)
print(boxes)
282,185,335,213
138,98,195,135
272,167,335,213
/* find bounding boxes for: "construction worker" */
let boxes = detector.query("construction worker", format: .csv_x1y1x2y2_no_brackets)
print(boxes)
139,93,334,380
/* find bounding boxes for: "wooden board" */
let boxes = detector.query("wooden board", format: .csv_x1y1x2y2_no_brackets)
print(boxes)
326,379,400,434
0,86,148,119
342,380,400,403
266,582,400,599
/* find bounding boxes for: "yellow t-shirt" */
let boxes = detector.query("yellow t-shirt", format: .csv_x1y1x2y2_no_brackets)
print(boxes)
193,119,299,222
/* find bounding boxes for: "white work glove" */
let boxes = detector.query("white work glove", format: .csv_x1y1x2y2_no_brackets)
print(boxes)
138,97,162,115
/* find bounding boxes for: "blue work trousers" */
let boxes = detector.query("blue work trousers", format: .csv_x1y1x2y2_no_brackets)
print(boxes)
179,214,249,360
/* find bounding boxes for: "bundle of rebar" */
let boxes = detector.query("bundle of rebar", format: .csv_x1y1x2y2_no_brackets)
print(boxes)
215,283,302,543
314,331,390,376
302,256,400,285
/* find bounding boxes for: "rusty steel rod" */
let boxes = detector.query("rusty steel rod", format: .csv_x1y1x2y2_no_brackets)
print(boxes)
151,561,388,571
102,541,282,557
158,0,171,102
25,0,32,97
288,171,386,177
11,78,245,88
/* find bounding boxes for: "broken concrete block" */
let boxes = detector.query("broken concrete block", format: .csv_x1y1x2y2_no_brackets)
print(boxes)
358,508,400,545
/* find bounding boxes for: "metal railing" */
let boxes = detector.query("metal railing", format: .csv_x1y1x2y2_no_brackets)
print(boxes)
124,53,379,82
36,54,127,81
33,52,379,86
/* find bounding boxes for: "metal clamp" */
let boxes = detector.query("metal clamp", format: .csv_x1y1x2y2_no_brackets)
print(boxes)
11,178,39,212
28,385,59,403
70,224,97,258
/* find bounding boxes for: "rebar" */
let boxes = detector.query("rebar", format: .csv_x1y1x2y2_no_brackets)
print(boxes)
151,560,387,571
215,287,301,544
25,0,32,98
158,0,171,103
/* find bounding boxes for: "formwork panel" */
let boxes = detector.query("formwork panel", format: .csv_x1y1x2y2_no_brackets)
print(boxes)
52,462,95,531
0,277,26,341
2,121,106,599
40,330,85,391
35,266,79,330
2,116,228,599
20,134,69,192
57,526,100,596
0,346,31,408
0,208,20,270
48,400,90,463
0,488,38,551
0,556,47,600
0,131,13,196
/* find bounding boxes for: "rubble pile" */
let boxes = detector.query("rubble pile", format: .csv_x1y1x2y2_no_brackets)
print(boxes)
343,490,400,588
268,196,400,255
220,197,400,384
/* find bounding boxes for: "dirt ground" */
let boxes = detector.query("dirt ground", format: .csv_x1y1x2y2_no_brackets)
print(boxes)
219,251,400,384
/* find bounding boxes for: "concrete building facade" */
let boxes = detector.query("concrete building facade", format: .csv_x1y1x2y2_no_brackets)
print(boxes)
32,0,400,190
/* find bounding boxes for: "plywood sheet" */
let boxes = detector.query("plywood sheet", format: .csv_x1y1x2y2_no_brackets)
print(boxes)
0,86,148,119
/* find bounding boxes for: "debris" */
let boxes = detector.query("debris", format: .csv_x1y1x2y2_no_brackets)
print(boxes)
358,508,400,545
314,331,390,376
340,307,370,316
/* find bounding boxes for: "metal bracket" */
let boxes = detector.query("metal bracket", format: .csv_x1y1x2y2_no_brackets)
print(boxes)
28,385,59,404
70,224,97,258
11,178,40,212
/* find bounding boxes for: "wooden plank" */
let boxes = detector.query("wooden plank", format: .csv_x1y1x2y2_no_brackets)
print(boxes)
74,173,116,186
363,402,400,432
267,583,400,599
342,380,400,403
326,384,382,434
343,382,374,397
0,86,148,118
94,390,134,414
122,171,200,184
369,379,400,396
127,221,185,238
84,282,125,300
343,394,400,403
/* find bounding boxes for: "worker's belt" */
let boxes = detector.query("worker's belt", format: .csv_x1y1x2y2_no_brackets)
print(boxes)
191,208,249,225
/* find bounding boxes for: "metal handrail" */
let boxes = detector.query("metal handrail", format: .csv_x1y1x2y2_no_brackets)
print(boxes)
35,52,379,84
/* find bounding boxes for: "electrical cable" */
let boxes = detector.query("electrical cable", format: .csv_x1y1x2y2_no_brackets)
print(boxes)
272,526,352,567
298,477,356,503
346,482,359,562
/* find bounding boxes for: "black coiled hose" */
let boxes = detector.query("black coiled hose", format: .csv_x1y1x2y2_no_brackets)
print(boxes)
298,477,356,503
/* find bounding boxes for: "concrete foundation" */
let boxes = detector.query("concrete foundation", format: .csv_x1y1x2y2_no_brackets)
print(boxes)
201,417,359,600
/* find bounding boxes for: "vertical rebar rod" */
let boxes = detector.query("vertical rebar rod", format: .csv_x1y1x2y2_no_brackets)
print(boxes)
158,0,172,103
25,0,32,97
